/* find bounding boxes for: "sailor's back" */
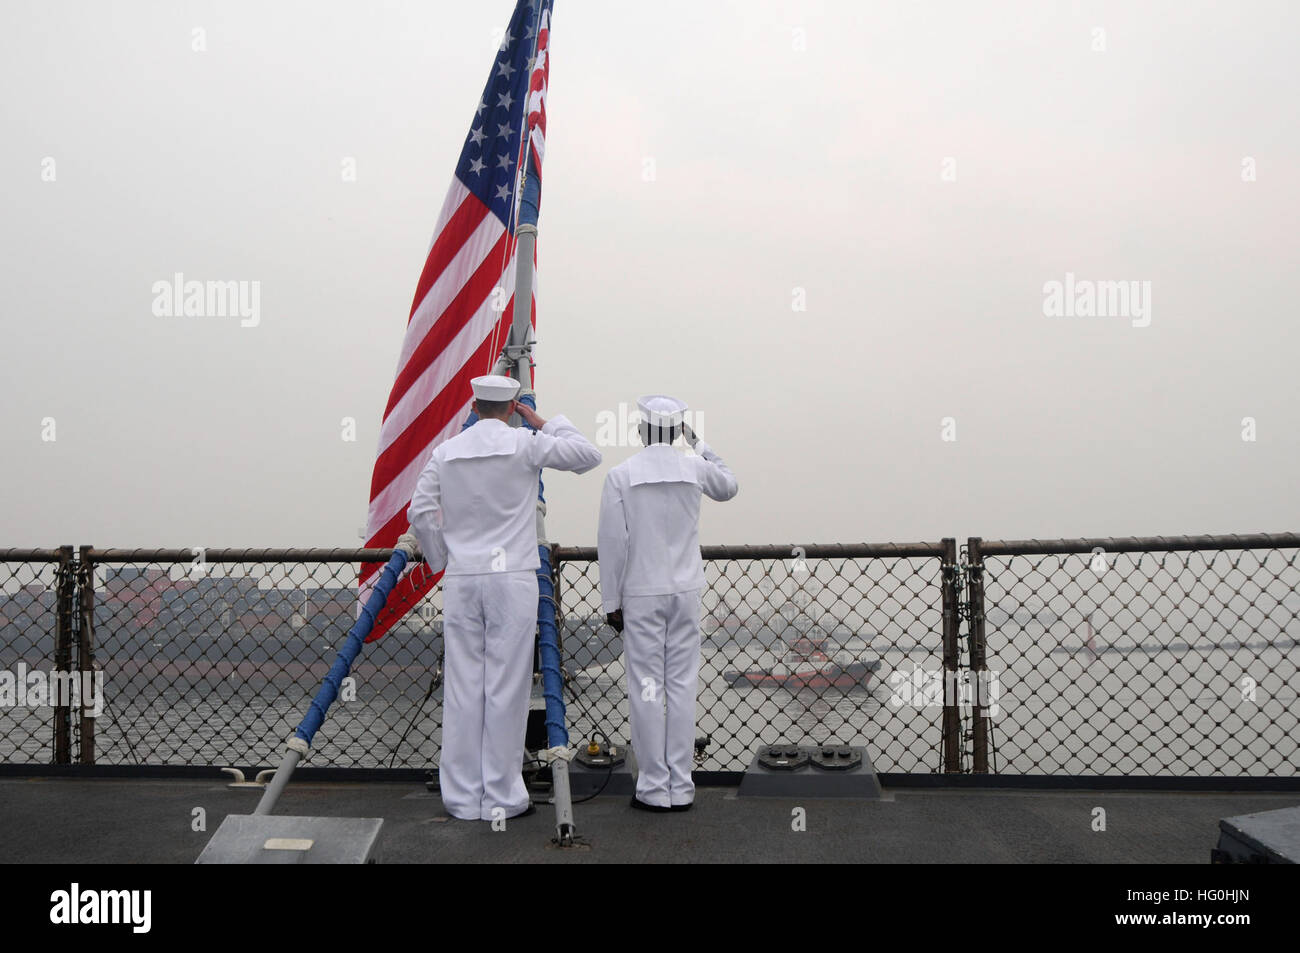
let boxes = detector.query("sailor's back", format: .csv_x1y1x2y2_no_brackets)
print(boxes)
412,412,600,576
601,443,738,599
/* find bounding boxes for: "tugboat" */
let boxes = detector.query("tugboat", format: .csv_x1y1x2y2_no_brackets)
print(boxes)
725,634,880,691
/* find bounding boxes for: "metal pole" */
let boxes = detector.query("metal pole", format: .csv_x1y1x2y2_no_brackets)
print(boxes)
551,758,574,840
940,538,961,772
252,545,412,817
479,17,575,839
550,545,564,657
53,545,74,765
495,74,577,841
253,748,303,816
508,224,537,392
77,544,96,765
543,544,575,843
966,537,989,773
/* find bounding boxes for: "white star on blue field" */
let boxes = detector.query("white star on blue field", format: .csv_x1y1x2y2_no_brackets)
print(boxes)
454,0,549,227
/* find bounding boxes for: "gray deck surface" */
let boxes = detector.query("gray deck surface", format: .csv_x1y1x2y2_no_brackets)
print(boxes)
6,776,1297,863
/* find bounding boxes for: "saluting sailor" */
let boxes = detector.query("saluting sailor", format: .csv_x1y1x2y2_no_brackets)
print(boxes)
407,374,601,822
597,396,738,812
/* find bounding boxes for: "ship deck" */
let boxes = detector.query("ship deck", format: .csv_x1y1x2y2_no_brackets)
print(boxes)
6,775,1296,863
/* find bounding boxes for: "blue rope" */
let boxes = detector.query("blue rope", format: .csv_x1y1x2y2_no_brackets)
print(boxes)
536,542,568,747
517,393,569,748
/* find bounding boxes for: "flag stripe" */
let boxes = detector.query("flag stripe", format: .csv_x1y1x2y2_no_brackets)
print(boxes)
369,306,513,510
367,405,467,539
389,189,499,402
376,267,512,463
382,229,514,434
377,232,514,458
407,191,491,322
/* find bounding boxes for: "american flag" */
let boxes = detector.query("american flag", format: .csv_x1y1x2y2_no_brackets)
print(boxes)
362,0,554,642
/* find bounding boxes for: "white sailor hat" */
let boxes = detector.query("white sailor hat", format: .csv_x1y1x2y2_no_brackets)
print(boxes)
471,375,521,402
637,394,687,428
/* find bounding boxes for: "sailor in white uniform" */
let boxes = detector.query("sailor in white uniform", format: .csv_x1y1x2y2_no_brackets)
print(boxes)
407,375,601,821
597,396,738,811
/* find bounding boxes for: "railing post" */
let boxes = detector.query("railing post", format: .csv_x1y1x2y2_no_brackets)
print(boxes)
940,538,962,772
550,544,564,657
966,537,989,773
76,545,96,764
53,545,75,764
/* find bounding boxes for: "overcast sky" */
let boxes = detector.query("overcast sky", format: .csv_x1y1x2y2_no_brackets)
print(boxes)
2,0,1297,550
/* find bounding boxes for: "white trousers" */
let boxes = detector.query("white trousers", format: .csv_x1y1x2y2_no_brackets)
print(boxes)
622,589,701,808
440,570,537,821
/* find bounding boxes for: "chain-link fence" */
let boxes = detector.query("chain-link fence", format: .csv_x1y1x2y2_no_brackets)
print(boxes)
1,549,445,770
970,535,1300,777
0,549,71,764
2,535,1296,778
555,543,948,773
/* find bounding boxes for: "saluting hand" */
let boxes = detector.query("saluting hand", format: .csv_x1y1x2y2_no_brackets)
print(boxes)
513,400,547,430
681,422,699,448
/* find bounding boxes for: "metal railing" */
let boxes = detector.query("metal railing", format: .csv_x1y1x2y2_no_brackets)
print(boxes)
1,548,445,770
553,542,949,773
1,533,1296,779
968,535,1300,777
0,549,70,764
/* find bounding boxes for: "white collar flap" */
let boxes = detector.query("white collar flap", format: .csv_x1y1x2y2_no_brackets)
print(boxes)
628,445,698,486
443,419,519,462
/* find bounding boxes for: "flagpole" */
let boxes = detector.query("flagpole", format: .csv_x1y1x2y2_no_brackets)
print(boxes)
492,2,575,848
501,221,537,391
494,220,538,426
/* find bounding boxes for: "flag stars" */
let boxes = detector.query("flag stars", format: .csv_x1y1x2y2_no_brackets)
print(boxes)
497,90,515,111
496,121,515,139
498,30,514,51
476,99,487,117
496,152,514,170
496,59,516,80
494,183,512,202
468,157,486,175
469,127,486,146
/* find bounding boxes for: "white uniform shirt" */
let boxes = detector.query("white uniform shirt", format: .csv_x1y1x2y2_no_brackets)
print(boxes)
408,414,601,576
597,441,738,612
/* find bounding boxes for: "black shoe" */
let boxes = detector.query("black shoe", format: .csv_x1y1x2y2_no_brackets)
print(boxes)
669,801,693,812
507,803,537,819
630,796,672,813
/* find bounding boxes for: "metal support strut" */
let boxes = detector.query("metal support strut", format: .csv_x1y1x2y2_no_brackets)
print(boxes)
253,541,415,816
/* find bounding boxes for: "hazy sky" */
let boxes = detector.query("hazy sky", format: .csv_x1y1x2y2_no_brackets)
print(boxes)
2,0,1297,550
